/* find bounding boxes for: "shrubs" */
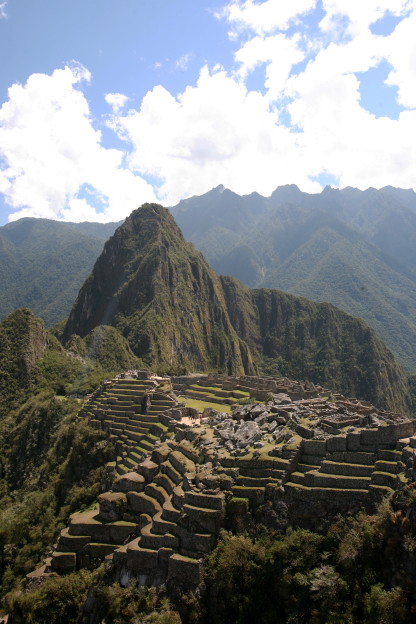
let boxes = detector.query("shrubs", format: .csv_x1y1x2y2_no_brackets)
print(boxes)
7,575,182,624
0,398,114,601
203,491,416,624
8,570,94,624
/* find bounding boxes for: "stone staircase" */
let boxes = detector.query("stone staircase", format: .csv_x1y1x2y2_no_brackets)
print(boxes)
108,441,225,587
228,457,293,505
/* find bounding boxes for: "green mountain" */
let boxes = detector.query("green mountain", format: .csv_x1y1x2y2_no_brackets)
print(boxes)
171,185,416,371
64,204,253,376
0,217,121,326
63,203,410,412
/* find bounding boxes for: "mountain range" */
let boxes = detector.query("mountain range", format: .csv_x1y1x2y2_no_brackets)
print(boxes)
2,184,416,373
171,184,416,371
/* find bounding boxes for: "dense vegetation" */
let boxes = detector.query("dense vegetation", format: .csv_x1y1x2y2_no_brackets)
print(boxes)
171,184,416,371
0,310,140,601
6,571,181,624
0,218,120,326
203,486,416,624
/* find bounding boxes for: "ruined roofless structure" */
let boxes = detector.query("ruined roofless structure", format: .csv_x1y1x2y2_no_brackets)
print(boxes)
28,372,416,590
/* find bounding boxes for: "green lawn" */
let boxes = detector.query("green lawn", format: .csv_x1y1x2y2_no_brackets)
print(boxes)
181,397,231,413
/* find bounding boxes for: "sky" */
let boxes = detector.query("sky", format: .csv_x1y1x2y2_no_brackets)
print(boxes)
0,0,415,225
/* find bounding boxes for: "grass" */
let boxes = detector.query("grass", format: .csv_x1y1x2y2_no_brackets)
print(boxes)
181,397,231,413
189,384,221,392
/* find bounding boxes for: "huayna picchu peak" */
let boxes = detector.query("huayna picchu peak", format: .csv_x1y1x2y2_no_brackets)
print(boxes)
64,204,252,377
63,203,410,413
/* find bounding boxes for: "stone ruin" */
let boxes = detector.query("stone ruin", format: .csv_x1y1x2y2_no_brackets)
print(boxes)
27,372,416,592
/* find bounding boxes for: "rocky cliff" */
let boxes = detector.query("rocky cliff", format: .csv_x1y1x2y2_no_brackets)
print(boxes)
0,308,49,412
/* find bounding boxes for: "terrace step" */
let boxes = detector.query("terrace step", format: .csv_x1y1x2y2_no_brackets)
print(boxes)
378,449,402,461
152,510,177,535
145,483,171,506
161,461,182,485
154,473,175,495
127,492,162,516
116,463,130,475
232,485,265,504
170,450,196,476
161,499,182,523
284,482,369,500
368,484,395,498
51,552,77,573
297,463,318,473
56,528,90,553
125,538,159,571
374,460,401,474
371,471,399,489
235,475,277,487
140,523,179,550
288,471,306,485
319,461,374,477
304,472,371,490
86,542,122,559
182,503,222,533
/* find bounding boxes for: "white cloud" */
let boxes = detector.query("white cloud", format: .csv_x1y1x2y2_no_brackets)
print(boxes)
105,92,128,113
104,0,416,203
320,0,412,36
107,66,322,202
384,10,416,108
235,33,305,100
0,65,156,222
175,53,192,71
2,0,416,224
0,2,7,19
219,0,317,35
282,20,416,189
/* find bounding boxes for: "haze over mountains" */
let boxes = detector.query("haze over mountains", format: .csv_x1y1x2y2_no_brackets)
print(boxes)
171,184,416,371
0,218,121,326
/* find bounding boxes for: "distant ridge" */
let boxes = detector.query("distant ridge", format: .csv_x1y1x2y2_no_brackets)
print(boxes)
171,184,416,371
0,217,121,325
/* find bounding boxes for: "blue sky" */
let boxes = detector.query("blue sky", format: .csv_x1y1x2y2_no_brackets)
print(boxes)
0,0,415,224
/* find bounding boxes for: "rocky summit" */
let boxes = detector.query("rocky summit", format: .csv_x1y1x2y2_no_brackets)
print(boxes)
30,371,416,592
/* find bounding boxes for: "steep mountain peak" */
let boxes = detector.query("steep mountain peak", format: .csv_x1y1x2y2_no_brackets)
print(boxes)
63,203,252,374
270,184,302,203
